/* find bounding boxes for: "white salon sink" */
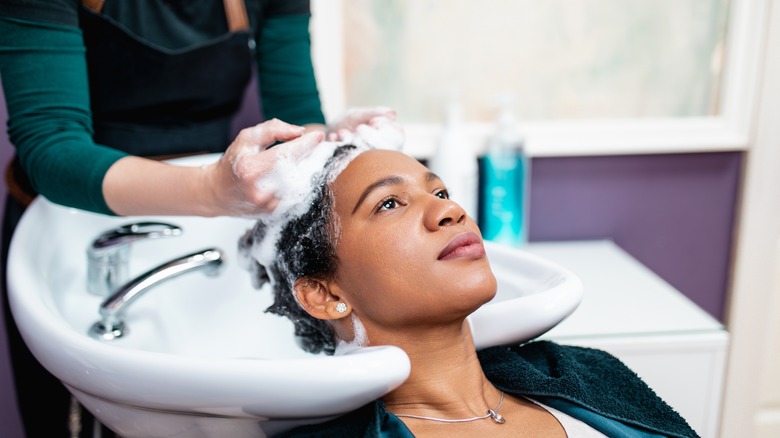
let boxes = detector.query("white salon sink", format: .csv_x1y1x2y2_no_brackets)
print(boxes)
7,154,583,437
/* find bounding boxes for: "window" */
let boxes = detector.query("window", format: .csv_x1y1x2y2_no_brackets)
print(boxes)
311,0,763,157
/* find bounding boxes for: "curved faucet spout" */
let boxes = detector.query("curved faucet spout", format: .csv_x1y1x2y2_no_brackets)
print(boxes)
87,222,183,296
89,248,225,341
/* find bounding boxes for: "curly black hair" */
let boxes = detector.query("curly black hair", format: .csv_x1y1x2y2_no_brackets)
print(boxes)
238,145,358,355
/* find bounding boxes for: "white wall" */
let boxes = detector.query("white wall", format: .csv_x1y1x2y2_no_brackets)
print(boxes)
720,1,780,435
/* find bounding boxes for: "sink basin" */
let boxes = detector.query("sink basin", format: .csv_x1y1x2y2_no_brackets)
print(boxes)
7,154,583,437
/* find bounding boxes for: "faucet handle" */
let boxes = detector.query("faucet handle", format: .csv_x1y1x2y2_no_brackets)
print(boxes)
87,222,183,296
90,222,183,253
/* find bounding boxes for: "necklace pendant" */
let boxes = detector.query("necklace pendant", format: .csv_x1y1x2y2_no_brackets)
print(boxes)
487,409,506,424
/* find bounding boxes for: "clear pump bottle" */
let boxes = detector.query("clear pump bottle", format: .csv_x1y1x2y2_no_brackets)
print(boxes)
428,100,478,221
479,96,529,246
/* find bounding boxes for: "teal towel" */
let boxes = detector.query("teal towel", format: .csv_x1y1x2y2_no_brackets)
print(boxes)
278,341,699,437
479,341,699,437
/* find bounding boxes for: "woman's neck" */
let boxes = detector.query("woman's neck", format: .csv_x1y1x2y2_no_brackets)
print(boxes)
359,321,567,438
379,321,500,419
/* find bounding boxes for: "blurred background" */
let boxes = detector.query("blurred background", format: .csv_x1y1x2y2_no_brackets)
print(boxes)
306,1,779,436
2,0,779,436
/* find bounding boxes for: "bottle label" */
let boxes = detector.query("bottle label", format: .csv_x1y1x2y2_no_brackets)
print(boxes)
480,153,528,246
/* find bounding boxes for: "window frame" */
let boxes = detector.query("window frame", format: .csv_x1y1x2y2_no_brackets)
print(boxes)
310,0,767,158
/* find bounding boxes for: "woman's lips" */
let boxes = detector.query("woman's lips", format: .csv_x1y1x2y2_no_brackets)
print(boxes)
438,232,486,260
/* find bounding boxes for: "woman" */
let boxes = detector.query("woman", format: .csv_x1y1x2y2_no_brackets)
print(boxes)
239,145,699,437
0,1,395,435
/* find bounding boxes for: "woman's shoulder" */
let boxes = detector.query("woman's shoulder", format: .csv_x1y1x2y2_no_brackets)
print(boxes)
478,339,627,371
478,341,699,438
479,340,652,404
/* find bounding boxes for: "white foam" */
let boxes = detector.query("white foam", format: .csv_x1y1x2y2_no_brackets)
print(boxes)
352,314,368,346
244,122,403,352
250,122,404,270
334,314,370,355
252,140,343,268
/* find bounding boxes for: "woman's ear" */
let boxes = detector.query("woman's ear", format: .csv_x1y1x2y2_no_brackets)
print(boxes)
294,277,351,320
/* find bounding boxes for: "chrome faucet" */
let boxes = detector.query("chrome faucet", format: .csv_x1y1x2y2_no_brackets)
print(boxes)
87,222,183,296
89,248,225,341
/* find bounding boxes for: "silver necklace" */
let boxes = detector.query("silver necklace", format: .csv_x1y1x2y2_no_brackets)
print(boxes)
394,391,506,424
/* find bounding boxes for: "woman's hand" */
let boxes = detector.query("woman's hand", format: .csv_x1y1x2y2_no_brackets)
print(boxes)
206,119,325,217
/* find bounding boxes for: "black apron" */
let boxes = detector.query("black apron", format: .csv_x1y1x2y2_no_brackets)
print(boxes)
2,2,255,436
5,0,256,205
78,1,255,156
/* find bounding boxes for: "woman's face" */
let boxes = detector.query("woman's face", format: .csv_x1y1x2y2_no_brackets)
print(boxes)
328,149,497,332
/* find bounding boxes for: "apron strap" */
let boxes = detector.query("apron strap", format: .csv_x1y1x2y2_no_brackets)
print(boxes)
223,0,250,31
79,0,249,32
81,0,105,13
4,156,36,208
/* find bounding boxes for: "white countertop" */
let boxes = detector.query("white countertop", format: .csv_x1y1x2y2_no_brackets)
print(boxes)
522,240,728,438
521,240,726,341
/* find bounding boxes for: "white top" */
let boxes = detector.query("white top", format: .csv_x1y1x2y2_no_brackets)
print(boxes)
530,398,608,438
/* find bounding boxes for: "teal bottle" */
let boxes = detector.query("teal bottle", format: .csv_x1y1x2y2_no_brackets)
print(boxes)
480,98,529,246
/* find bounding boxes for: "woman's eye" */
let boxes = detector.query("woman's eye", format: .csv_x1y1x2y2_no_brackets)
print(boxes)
376,197,400,212
435,189,449,199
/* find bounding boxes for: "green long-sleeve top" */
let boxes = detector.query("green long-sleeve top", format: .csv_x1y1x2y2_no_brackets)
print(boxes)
0,0,325,215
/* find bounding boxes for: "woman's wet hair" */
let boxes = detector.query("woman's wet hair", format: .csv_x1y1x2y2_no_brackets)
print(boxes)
239,145,358,355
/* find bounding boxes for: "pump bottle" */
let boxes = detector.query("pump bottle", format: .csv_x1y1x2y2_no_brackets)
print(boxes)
427,100,478,221
479,97,529,246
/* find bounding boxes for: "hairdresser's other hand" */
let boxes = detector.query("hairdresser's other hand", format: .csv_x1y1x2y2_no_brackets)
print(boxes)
207,119,325,217
326,106,397,141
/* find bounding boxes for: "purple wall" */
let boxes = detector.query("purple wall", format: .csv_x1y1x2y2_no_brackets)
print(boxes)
0,83,24,438
528,153,741,320
0,72,740,435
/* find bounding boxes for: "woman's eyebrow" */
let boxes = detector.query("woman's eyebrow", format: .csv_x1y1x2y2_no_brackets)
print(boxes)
352,175,404,214
351,171,442,214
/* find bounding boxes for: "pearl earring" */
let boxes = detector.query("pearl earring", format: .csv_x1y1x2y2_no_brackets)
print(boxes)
335,302,347,314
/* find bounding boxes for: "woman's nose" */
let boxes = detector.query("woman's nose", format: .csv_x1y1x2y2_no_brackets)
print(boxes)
424,197,467,230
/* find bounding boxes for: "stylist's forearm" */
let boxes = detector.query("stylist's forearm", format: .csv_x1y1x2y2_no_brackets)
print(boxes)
303,123,326,134
102,156,219,217
103,120,323,218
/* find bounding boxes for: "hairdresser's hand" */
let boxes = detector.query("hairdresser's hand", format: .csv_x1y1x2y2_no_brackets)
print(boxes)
206,119,325,217
326,106,397,141
327,107,404,150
